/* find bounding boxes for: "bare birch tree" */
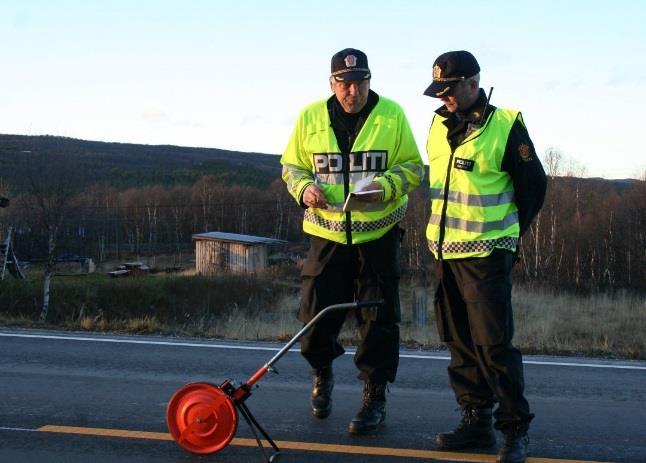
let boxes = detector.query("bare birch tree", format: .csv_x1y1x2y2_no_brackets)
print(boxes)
22,151,83,321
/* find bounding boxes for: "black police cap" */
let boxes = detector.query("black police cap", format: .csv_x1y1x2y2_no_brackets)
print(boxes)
423,50,480,98
331,48,371,82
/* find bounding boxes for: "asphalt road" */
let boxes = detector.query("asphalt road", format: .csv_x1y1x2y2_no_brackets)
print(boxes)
1,328,645,463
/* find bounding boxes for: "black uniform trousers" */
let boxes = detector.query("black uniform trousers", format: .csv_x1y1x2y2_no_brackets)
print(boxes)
298,225,401,384
434,250,534,430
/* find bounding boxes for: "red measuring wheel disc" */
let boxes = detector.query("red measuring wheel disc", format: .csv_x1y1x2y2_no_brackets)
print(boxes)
166,382,238,454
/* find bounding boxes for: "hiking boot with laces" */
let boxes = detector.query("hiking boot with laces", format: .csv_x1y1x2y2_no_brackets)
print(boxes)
310,365,334,418
496,428,529,463
347,381,387,435
433,406,496,450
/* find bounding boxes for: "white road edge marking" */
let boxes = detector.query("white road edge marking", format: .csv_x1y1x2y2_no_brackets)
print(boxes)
0,426,39,432
2,332,645,370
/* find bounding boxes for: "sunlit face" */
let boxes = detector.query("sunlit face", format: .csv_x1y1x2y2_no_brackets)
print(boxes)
440,79,478,113
330,78,370,113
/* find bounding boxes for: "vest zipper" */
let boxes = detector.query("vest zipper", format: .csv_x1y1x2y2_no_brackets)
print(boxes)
343,151,352,245
437,146,456,260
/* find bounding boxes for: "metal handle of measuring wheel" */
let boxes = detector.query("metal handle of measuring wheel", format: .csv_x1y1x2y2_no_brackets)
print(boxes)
245,300,384,387
267,300,384,367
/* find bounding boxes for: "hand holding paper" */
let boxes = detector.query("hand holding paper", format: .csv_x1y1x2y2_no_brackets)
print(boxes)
354,181,384,202
342,181,384,211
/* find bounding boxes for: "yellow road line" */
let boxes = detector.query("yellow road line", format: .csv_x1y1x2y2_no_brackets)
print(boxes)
37,425,610,463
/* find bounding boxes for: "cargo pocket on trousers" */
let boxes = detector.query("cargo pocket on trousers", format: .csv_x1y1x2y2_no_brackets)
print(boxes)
463,280,513,346
433,285,452,342
301,237,337,277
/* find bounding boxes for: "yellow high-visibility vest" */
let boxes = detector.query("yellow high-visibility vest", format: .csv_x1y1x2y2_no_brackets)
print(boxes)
281,96,423,244
426,109,521,259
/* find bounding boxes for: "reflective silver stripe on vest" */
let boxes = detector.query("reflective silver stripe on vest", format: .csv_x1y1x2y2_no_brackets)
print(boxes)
304,203,407,233
282,163,312,193
390,162,424,193
428,236,518,254
312,172,381,186
316,173,344,185
349,172,374,185
430,188,515,207
429,211,518,233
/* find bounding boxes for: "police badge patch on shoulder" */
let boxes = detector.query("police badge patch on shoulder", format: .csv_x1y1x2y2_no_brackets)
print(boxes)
454,157,475,172
519,144,533,162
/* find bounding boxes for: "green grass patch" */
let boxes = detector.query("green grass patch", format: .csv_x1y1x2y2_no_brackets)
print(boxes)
0,273,298,328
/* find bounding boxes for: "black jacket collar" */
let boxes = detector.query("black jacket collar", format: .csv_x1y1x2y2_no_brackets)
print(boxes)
327,90,379,154
435,89,497,147
329,89,379,120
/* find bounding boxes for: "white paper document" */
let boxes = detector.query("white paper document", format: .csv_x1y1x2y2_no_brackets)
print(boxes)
342,190,383,212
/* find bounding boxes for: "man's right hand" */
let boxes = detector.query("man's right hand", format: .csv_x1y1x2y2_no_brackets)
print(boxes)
302,184,328,209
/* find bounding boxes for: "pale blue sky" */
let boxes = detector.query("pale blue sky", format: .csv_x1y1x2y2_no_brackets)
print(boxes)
2,0,645,178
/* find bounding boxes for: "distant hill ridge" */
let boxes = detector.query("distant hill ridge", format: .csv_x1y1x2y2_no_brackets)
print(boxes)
0,134,640,193
0,134,282,190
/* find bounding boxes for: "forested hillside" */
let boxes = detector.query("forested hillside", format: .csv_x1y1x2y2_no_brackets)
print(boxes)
0,134,281,190
0,134,644,292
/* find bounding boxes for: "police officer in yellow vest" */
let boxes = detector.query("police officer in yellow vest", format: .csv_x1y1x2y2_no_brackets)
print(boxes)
281,48,423,434
423,51,546,463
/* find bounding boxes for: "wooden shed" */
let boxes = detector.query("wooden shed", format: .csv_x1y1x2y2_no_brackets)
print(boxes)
192,232,287,275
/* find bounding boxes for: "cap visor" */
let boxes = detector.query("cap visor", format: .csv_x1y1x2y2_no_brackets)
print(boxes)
423,81,453,98
333,71,371,81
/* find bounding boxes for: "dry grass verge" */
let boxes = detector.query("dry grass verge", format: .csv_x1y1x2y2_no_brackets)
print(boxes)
513,287,645,359
0,274,643,359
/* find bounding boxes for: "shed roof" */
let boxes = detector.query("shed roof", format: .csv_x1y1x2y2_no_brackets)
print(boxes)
192,231,287,246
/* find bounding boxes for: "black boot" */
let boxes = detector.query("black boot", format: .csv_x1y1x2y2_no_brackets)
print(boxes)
310,365,334,418
496,428,529,463
347,381,387,435
433,406,496,450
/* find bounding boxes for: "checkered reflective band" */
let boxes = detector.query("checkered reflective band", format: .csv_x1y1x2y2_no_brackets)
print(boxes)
352,205,406,232
428,236,518,254
385,175,397,200
304,204,407,234
304,210,345,232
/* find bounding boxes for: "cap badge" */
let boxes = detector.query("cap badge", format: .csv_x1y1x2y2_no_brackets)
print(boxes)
344,55,357,67
433,64,442,80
